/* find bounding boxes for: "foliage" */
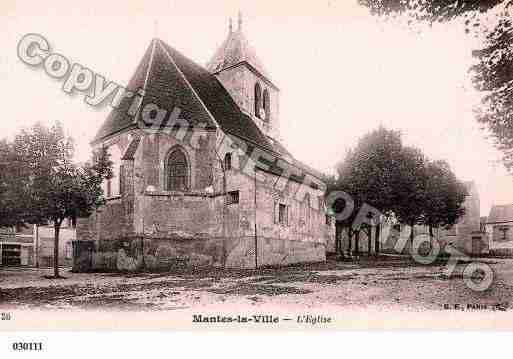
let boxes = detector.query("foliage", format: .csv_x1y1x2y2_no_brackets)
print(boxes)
390,145,428,229
0,139,31,227
2,122,112,277
422,160,468,234
333,127,423,225
473,17,513,170
330,127,467,250
358,0,504,22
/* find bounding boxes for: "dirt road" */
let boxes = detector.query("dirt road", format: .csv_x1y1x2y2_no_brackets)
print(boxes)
1,256,512,311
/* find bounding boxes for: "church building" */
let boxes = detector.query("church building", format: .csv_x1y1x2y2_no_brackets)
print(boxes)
73,15,335,271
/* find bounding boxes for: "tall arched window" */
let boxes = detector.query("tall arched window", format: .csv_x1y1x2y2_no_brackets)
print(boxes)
224,153,232,171
263,89,270,121
254,82,262,118
167,148,188,191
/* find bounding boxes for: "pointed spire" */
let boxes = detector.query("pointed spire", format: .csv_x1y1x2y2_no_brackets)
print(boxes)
238,11,243,31
229,17,233,33
207,11,270,79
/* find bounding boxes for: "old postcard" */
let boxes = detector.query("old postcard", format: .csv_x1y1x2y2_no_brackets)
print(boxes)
2,0,513,337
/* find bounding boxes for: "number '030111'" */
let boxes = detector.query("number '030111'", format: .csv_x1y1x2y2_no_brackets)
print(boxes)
12,343,43,351
1,312,11,321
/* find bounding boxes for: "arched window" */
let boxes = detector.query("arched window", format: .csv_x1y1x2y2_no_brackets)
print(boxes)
254,82,262,118
167,148,188,191
224,153,232,171
263,89,270,121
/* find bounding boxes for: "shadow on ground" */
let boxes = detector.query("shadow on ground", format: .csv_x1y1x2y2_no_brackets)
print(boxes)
1,255,497,311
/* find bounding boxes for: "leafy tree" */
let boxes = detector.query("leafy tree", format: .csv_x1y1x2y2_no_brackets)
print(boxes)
336,128,404,254
330,127,468,256
358,0,504,22
422,160,467,236
336,127,402,213
358,0,513,171
473,17,513,170
390,145,428,243
0,139,30,228
12,122,112,278
331,127,428,255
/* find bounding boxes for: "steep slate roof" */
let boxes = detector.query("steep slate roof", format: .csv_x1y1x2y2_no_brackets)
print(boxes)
93,39,274,152
487,204,513,224
159,40,276,153
93,38,324,182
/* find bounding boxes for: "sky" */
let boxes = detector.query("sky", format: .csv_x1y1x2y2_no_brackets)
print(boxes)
1,0,512,216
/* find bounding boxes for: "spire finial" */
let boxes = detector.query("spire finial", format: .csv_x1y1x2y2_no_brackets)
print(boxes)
238,11,243,31
229,17,233,33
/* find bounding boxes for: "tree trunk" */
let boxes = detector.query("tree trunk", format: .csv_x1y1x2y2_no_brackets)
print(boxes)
35,224,39,268
428,224,434,253
355,231,360,256
348,228,352,254
409,222,415,254
367,226,372,256
335,225,341,255
375,223,381,257
53,221,60,278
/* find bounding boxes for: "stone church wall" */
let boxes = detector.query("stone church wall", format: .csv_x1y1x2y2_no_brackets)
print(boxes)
74,128,333,272
234,169,332,267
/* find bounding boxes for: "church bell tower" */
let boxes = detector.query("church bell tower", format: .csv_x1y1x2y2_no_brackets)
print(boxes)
207,12,280,141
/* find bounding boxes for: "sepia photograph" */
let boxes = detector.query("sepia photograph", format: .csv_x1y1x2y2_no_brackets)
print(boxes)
2,1,513,346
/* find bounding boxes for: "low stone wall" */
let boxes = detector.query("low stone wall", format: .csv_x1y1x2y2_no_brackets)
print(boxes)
73,235,223,272
72,234,326,272
256,236,326,267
